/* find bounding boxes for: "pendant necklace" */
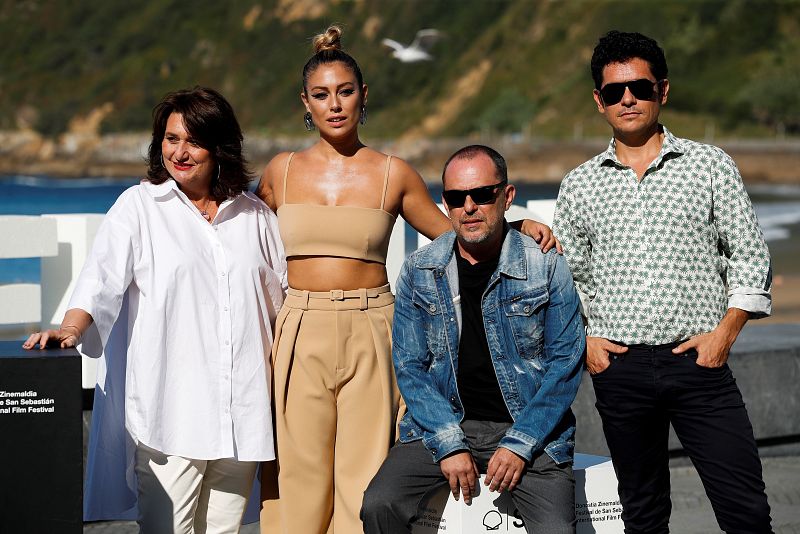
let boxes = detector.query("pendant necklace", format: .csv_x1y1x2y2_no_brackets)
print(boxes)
195,197,212,221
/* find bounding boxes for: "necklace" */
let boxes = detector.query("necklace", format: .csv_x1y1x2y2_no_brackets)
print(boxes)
193,197,212,221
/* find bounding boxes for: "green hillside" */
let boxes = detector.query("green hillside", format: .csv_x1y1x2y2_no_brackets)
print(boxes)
1,0,798,139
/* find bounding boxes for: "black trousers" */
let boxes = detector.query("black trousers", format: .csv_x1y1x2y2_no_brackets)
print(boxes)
591,341,773,534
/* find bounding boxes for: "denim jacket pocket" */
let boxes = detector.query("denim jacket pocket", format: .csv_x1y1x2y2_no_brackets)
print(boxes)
503,289,548,360
412,289,446,365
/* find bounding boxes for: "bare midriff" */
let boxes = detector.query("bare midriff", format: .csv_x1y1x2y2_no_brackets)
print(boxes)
287,256,389,291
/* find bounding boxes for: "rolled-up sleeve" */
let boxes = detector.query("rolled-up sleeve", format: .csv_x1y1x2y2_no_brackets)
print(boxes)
711,151,772,318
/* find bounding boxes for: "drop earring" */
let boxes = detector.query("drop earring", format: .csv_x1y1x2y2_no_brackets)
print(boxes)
359,104,368,126
304,112,314,131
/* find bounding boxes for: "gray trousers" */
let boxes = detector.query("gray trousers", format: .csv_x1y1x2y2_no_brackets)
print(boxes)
361,420,576,533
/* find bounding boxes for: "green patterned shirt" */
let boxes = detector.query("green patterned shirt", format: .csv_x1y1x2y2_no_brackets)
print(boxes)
553,126,772,345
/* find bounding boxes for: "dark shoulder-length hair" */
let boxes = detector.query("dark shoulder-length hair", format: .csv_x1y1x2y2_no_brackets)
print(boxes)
146,86,253,199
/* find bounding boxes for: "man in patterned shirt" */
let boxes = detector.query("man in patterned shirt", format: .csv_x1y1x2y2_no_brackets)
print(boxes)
553,31,773,533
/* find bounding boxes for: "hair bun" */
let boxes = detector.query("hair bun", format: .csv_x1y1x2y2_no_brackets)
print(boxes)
313,25,343,53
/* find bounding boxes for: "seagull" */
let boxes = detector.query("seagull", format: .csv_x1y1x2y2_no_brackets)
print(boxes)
381,29,442,63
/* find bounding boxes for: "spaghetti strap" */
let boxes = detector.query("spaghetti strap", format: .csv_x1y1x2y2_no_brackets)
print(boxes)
282,152,295,203
380,155,392,211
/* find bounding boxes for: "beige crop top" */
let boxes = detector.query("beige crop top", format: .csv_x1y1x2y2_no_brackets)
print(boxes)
277,152,396,264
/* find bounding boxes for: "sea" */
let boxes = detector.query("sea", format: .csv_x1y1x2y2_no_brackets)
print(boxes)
1,175,799,284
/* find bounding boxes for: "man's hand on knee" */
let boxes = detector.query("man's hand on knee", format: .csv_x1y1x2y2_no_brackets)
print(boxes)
439,451,479,504
485,447,526,492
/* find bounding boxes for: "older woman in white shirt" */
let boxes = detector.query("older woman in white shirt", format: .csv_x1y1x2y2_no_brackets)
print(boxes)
24,86,286,533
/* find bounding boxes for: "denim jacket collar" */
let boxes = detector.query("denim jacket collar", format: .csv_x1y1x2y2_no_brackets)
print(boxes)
414,222,527,280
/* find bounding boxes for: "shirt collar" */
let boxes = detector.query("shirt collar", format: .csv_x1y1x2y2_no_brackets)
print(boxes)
496,226,527,280
600,124,685,169
141,178,180,199
417,231,457,269
141,178,254,207
416,223,527,279
237,190,261,205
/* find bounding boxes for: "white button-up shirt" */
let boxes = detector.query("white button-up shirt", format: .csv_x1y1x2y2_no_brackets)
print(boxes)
71,179,286,463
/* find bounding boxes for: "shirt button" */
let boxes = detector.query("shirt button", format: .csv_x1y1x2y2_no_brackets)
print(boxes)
406,430,414,437
523,305,531,314
225,340,230,346
223,306,229,311
220,272,227,277
429,304,436,312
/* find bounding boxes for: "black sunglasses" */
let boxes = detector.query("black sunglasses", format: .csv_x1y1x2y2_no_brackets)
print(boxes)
442,180,507,208
599,78,663,105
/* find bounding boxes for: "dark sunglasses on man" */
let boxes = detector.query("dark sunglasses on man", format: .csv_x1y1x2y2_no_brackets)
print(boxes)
442,180,507,209
598,78,664,105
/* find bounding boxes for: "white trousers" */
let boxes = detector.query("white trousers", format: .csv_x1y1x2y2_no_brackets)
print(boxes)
135,443,258,534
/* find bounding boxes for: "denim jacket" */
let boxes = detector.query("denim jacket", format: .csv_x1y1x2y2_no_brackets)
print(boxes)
392,227,585,465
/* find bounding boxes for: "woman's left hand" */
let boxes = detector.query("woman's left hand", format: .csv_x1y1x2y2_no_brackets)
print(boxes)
22,328,79,350
519,219,562,253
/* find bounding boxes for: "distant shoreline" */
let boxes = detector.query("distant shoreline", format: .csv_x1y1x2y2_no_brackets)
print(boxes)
1,131,798,184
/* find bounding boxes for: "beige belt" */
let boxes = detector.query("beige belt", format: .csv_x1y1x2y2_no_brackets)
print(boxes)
286,284,392,311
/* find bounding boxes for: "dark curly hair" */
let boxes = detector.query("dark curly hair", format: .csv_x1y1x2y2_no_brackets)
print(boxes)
590,31,668,89
146,86,253,199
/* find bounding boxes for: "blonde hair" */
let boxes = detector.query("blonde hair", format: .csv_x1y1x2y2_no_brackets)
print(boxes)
302,24,364,92
312,25,343,54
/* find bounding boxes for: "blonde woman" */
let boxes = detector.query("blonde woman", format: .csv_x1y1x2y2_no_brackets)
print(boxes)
258,26,557,534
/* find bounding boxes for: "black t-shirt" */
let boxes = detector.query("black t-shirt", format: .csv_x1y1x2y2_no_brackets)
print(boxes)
455,246,513,423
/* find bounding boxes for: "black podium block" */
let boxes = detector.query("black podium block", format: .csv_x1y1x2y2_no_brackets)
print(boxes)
0,342,82,532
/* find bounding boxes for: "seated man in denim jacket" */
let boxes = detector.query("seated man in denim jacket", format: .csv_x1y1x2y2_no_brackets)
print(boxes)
361,145,585,534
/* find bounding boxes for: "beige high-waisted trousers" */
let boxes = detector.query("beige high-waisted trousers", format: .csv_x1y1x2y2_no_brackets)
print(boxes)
260,285,401,534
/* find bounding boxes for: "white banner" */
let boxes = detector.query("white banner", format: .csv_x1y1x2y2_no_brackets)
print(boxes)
411,454,623,533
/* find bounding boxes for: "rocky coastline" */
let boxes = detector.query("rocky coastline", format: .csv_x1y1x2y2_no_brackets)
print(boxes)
1,130,798,184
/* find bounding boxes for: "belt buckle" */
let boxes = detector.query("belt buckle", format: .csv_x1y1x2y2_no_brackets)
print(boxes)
330,289,345,301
